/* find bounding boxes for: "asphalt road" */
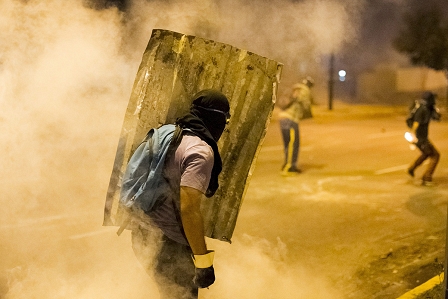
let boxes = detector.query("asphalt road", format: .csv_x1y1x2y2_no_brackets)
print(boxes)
232,103,448,299
1,102,447,299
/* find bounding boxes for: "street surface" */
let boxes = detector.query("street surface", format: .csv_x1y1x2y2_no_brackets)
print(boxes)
233,103,448,298
1,102,447,299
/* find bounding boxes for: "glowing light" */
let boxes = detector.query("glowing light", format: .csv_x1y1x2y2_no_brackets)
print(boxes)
404,132,414,142
338,70,346,82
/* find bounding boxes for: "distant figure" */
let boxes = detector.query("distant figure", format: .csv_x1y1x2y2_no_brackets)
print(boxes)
407,91,441,186
278,77,314,175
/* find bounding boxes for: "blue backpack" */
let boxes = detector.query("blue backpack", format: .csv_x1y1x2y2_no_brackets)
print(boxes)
119,124,182,214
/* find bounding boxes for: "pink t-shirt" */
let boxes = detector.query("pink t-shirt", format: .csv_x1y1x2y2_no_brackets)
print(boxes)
147,134,214,245
174,135,214,193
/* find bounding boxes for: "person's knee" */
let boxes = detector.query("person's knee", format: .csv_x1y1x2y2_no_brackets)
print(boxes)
433,151,440,162
431,145,440,159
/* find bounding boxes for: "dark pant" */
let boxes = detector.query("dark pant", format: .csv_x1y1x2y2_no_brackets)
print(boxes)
279,118,300,170
409,139,440,181
131,227,198,299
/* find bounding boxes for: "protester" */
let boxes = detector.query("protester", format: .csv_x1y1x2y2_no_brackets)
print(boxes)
407,91,441,186
130,89,230,299
279,77,314,175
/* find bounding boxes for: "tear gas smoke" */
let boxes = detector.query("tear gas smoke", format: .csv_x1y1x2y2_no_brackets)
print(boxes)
122,0,365,99
205,235,343,298
0,0,361,297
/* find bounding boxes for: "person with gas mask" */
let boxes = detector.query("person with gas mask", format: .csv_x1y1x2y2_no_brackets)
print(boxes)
130,89,230,299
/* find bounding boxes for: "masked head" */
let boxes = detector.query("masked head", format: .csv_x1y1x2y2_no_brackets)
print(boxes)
302,76,314,88
190,89,230,141
422,91,436,107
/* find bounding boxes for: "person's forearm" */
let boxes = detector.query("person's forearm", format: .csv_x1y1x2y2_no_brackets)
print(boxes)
182,206,207,255
180,186,207,255
412,122,419,134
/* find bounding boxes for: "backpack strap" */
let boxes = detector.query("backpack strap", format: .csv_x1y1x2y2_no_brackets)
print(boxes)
164,125,183,166
163,125,190,242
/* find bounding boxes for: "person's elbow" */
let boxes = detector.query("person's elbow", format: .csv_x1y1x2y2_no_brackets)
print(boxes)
180,186,203,214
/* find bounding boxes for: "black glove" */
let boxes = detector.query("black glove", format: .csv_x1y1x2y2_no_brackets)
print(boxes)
193,265,215,288
192,251,215,288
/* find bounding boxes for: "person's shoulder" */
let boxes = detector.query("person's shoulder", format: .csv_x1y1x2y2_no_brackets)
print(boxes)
181,134,206,144
292,83,306,90
181,135,213,154
417,104,431,114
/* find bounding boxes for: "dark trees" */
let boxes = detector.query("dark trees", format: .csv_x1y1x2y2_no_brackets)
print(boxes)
393,6,448,103
393,7,448,72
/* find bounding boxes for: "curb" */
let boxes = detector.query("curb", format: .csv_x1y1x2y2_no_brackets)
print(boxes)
396,273,444,299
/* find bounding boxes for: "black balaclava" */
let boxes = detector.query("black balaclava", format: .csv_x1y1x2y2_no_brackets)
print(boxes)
175,89,230,197
191,89,230,141
421,91,436,107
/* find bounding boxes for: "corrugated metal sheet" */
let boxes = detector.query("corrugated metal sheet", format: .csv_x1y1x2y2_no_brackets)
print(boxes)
104,29,283,242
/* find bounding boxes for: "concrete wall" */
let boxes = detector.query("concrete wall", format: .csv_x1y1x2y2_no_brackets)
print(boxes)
357,65,447,105
396,67,447,92
357,65,397,104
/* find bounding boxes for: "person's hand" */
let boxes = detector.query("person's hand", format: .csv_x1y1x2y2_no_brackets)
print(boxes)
193,266,215,288
404,132,417,144
192,251,215,288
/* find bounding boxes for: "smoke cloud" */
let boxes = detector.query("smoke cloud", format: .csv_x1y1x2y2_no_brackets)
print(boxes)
0,0,362,297
121,0,365,97
205,235,342,298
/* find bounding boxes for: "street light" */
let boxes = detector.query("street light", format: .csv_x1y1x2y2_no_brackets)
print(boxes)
339,70,346,82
